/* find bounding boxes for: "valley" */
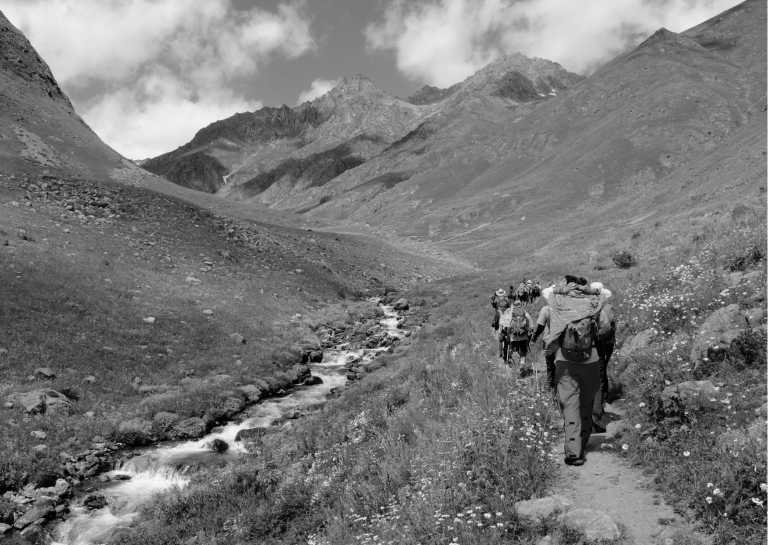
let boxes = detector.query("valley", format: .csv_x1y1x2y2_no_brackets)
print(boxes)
0,1,765,544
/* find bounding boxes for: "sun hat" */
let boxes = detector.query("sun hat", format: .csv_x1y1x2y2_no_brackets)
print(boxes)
495,288,507,297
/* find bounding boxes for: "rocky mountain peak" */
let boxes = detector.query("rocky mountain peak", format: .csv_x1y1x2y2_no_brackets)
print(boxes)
0,10,71,106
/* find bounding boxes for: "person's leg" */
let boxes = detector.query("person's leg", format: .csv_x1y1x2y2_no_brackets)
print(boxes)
576,361,602,454
555,361,582,461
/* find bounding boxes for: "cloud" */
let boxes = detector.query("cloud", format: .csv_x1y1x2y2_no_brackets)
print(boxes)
297,78,339,104
365,0,741,87
2,0,315,158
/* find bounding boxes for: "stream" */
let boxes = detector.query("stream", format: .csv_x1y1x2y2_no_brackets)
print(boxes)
48,303,405,545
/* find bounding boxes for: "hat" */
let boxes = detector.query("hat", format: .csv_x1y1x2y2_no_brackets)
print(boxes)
564,274,588,286
495,288,507,297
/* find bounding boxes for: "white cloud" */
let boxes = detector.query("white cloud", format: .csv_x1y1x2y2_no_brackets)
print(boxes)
2,0,315,158
365,0,742,86
297,78,339,104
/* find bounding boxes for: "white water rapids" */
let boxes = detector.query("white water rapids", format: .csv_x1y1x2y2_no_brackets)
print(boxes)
50,304,404,545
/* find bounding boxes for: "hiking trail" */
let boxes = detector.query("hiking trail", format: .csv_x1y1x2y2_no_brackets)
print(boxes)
512,349,701,544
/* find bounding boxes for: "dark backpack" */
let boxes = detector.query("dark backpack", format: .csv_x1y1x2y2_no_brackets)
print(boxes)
508,306,529,337
560,315,597,362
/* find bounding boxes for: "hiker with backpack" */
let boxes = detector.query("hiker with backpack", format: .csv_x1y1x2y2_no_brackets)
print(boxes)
536,275,613,466
489,288,510,332
498,297,534,376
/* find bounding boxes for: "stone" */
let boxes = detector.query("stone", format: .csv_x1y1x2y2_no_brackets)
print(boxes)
617,329,655,358
143,316,156,324
34,367,56,380
11,389,74,415
13,504,54,529
514,495,573,524
82,493,107,510
392,298,410,311
558,508,620,541
202,309,214,316
209,438,229,453
2,401,13,409
690,304,743,366
32,444,48,455
229,333,246,344
30,430,47,440
84,410,95,418
662,380,721,410
82,375,97,384
308,350,324,363
169,417,207,440
303,375,323,386
234,427,268,443
115,418,153,446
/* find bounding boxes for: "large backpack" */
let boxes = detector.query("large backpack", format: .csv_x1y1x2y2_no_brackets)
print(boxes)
560,315,597,362
508,306,529,338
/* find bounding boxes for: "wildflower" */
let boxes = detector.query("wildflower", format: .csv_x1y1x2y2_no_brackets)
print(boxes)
634,423,642,429
712,488,723,497
706,483,713,488
751,497,764,507
621,443,629,451
683,451,690,457
638,402,646,408
483,513,492,519
705,497,713,504
760,483,768,492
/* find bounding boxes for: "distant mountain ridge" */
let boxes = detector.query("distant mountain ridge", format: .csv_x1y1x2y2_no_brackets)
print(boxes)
143,55,581,200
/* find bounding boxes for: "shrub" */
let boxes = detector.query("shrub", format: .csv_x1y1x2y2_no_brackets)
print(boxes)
611,250,637,269
727,244,764,272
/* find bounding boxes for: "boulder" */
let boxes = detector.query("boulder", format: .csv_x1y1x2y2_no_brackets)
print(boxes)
30,471,59,489
661,380,720,410
234,427,268,443
745,307,765,326
271,345,304,365
690,304,743,366
11,389,73,415
303,375,323,386
514,495,572,524
169,417,207,440
82,494,107,510
13,504,54,529
307,350,324,363
617,329,655,358
229,333,246,344
558,508,620,542
393,298,410,311
208,438,229,453
0,523,10,534
115,418,153,446
34,367,56,380
30,430,47,440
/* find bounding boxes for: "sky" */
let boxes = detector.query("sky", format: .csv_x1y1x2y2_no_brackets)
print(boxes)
3,0,741,159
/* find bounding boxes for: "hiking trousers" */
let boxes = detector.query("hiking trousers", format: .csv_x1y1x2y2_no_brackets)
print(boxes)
555,360,602,459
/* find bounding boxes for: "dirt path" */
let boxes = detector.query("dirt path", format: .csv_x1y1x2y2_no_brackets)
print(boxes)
517,351,694,545
551,403,684,544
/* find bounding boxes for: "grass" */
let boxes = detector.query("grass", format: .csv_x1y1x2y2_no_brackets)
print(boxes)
0,173,438,494
112,294,566,545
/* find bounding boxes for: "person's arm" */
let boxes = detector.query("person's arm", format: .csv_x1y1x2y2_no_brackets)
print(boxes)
531,323,546,343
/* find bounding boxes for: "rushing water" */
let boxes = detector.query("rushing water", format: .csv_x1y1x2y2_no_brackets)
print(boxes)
50,304,404,545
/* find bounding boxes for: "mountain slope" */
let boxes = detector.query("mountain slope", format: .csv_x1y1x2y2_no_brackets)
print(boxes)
299,0,765,266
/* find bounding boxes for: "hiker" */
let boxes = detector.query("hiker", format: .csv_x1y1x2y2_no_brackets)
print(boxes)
539,275,612,466
498,297,534,376
590,282,615,433
495,296,512,358
489,288,509,331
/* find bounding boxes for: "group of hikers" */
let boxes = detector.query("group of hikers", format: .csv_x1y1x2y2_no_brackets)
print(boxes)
490,275,615,466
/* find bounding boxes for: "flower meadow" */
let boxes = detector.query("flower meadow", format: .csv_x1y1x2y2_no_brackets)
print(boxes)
607,228,766,545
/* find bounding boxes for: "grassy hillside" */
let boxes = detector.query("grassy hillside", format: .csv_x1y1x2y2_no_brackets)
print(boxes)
0,171,459,495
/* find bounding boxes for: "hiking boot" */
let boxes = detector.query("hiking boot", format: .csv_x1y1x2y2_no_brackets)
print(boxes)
564,455,585,466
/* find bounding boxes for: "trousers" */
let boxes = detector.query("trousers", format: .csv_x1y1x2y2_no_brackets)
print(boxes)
555,359,602,459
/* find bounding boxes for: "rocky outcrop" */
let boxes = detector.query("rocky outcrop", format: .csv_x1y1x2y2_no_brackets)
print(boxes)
661,380,721,410
559,508,621,541
514,495,573,524
690,304,743,366
7,389,74,415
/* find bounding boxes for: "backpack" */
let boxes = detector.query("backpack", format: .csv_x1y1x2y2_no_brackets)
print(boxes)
508,306,529,338
596,303,615,342
560,315,597,362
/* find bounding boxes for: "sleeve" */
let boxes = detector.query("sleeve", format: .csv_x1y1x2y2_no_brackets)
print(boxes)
536,306,550,326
